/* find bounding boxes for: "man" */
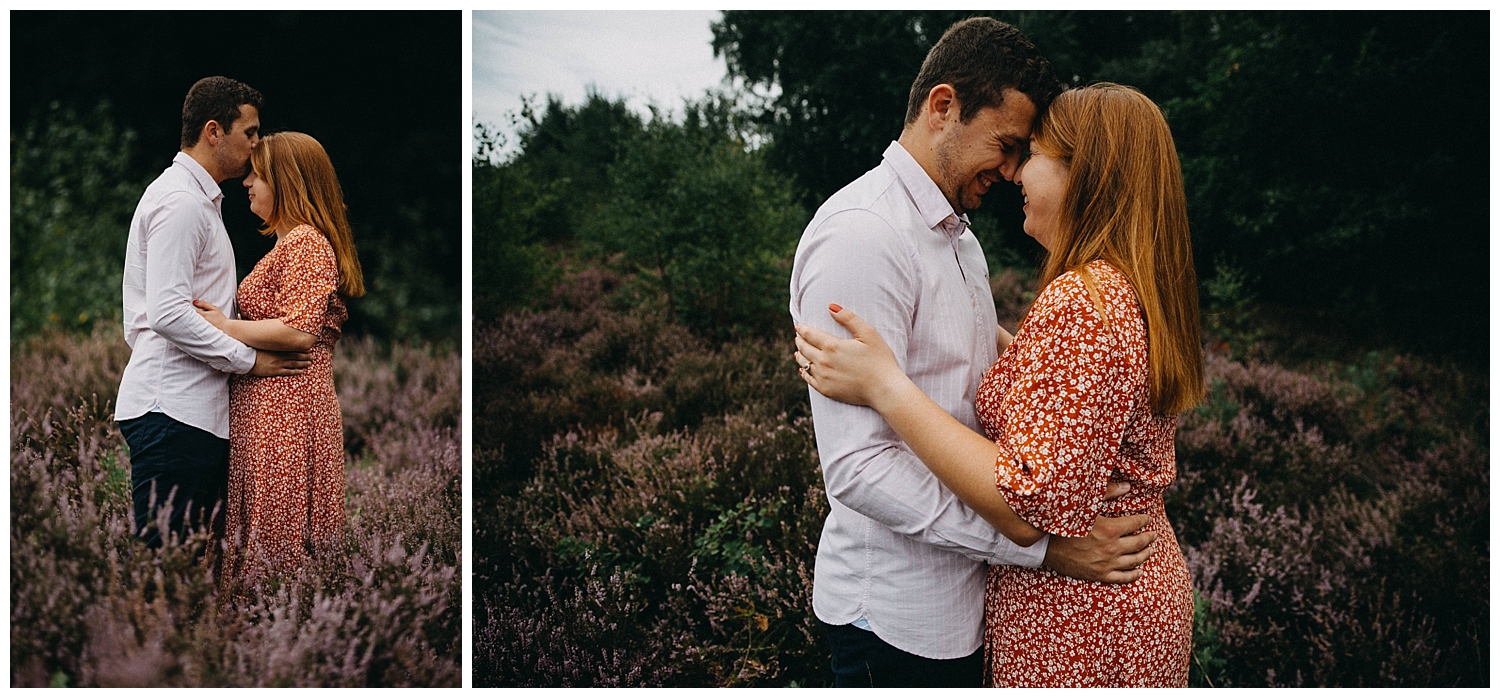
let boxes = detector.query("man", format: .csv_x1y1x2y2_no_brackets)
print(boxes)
116,76,308,550
789,19,1156,687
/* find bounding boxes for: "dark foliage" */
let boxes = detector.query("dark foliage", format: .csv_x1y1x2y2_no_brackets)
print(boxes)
10,11,461,344
10,102,150,336
475,264,1487,686
713,10,1488,361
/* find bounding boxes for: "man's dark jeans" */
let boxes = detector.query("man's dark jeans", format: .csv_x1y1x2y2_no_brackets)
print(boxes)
119,411,229,549
821,619,984,687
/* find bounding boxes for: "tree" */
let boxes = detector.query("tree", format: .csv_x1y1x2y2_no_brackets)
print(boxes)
508,92,645,245
713,11,1489,359
602,97,805,341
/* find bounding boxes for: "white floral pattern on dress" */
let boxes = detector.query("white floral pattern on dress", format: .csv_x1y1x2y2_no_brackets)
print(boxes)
226,224,348,578
976,260,1192,687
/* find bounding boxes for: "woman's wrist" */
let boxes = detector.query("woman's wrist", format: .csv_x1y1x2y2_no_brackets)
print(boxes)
868,368,918,414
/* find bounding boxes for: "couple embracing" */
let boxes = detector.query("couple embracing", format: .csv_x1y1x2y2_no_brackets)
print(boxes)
792,18,1204,687
116,76,362,583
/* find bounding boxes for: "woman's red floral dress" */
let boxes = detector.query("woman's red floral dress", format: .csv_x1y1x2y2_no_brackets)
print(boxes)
226,224,348,578
976,259,1192,687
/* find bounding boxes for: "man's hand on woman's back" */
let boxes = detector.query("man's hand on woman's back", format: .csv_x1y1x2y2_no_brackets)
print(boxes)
1040,481,1157,584
250,350,310,376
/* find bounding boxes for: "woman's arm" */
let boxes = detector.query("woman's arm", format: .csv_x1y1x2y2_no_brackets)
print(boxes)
997,323,1015,354
796,304,1043,546
194,300,318,352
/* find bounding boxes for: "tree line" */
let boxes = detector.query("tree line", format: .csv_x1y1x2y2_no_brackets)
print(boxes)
480,10,1487,364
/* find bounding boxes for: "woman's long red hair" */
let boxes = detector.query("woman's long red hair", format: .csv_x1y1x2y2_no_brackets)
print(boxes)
250,131,365,297
1031,83,1204,415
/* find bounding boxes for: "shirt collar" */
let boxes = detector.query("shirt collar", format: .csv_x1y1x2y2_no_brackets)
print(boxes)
882,141,970,240
172,151,224,214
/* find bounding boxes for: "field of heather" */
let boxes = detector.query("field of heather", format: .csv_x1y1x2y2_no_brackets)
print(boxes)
474,265,1489,687
10,325,461,687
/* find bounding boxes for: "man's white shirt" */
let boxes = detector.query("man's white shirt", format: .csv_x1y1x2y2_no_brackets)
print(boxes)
789,141,1048,660
117,152,256,439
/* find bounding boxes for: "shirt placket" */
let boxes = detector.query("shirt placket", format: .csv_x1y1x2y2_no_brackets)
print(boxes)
941,214,991,394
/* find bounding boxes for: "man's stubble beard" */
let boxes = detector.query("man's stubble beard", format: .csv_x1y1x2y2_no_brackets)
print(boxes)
933,135,980,216
217,148,251,179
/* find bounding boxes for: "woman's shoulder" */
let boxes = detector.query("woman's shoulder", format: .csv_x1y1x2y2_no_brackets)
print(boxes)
1031,260,1136,326
274,223,336,275
1043,259,1130,293
285,223,325,241
282,224,334,253
1085,259,1132,292
1034,266,1091,313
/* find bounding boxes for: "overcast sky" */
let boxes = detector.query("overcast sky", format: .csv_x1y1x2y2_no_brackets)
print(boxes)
474,10,730,155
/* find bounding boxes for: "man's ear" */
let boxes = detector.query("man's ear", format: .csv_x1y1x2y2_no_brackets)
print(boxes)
925,84,960,131
203,120,222,146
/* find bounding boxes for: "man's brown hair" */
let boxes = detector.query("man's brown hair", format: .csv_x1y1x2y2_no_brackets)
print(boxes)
181,76,264,149
904,17,1062,125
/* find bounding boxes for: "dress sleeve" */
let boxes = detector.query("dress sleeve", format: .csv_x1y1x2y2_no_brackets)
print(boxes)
992,273,1123,537
275,227,339,336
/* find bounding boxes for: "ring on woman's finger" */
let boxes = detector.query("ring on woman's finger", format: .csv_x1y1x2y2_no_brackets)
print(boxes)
799,362,811,372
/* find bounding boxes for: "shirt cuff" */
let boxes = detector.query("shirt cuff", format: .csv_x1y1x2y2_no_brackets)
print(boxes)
227,342,258,375
991,532,1049,568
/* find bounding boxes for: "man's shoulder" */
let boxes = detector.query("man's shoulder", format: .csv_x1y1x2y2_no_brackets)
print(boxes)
815,163,900,218
131,179,216,248
137,166,213,215
806,163,922,238
141,160,209,200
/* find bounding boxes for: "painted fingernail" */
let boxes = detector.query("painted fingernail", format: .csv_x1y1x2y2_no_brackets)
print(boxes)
829,303,843,313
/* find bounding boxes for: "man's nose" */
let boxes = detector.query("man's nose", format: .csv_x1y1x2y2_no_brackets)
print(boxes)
999,152,1022,182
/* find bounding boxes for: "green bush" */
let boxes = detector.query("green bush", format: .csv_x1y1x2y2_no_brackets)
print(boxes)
474,94,806,341
598,97,805,341
472,124,562,317
11,102,148,336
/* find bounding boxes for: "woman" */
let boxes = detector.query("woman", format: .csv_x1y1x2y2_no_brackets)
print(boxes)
794,84,1204,687
194,131,364,580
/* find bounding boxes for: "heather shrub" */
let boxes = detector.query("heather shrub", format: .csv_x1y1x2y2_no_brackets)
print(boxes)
478,255,1486,686
11,327,460,687
1172,351,1488,686
475,410,828,686
473,265,807,492
474,261,830,685
989,265,1037,327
